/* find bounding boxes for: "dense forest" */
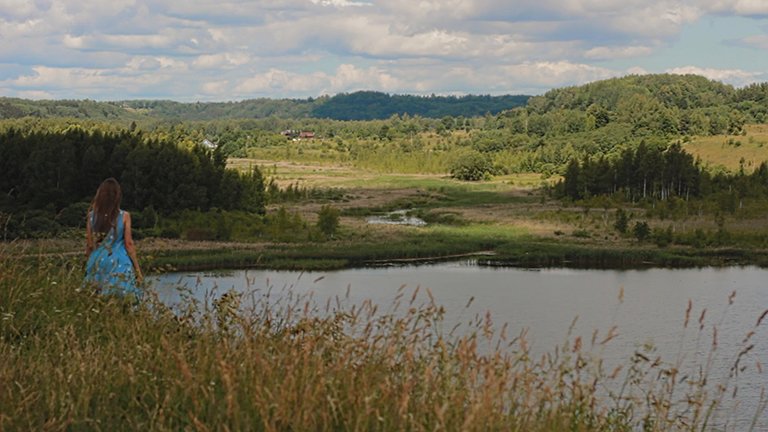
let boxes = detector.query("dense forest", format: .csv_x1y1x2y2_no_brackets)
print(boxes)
0,92,529,122
558,139,768,207
0,123,265,238
310,92,530,120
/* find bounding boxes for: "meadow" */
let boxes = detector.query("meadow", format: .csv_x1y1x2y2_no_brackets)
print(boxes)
683,125,768,173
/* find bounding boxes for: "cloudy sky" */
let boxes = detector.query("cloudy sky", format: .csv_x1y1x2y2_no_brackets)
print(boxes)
1,0,767,101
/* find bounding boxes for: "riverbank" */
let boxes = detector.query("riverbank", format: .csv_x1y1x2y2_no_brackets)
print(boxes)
144,238,768,272
10,228,768,273
10,164,768,272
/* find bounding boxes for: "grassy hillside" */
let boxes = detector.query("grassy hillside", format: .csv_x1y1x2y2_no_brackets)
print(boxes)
683,124,768,173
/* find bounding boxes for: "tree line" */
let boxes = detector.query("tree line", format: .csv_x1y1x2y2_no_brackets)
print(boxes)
0,92,529,122
0,124,265,219
311,92,529,120
557,141,768,207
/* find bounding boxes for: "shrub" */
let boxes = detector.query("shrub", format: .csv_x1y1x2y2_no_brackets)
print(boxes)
572,229,591,238
25,215,61,238
613,208,629,234
5,210,60,239
133,206,158,229
316,205,340,238
652,225,674,247
268,207,307,242
633,221,651,242
56,202,90,228
450,151,493,181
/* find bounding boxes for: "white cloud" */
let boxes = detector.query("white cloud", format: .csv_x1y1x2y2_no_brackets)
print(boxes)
201,80,230,95
125,57,162,71
5,63,189,99
234,69,297,93
0,17,45,38
232,64,402,97
608,3,701,38
702,0,768,16
310,0,368,7
193,52,250,69
15,89,55,100
500,61,620,88
0,0,44,19
584,45,655,60
627,66,650,75
15,66,126,88
666,66,763,86
1,0,767,100
63,34,85,49
327,64,401,93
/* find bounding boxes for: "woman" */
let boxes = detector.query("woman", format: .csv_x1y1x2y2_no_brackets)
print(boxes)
84,178,143,298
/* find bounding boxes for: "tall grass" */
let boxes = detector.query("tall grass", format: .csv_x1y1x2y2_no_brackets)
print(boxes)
1,247,765,430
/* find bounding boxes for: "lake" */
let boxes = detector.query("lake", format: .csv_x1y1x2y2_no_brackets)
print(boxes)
150,262,768,429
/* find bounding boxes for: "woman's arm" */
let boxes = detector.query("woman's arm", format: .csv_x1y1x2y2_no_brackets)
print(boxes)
123,211,143,283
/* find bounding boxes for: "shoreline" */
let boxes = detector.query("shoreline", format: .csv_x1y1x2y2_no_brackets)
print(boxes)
10,234,768,273
144,240,768,273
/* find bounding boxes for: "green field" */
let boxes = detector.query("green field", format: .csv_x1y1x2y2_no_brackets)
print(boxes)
230,157,551,190
683,124,768,173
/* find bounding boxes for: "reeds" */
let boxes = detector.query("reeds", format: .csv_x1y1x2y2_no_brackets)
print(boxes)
1,247,765,431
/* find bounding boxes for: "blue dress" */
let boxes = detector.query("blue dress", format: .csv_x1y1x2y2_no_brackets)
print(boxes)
84,210,141,298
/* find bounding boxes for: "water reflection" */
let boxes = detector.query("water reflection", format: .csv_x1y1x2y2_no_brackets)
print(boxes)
366,209,427,226
150,262,768,429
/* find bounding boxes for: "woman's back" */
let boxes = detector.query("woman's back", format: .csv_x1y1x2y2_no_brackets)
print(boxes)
84,209,141,298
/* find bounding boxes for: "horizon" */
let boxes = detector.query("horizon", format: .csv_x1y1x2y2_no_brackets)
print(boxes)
3,73,765,105
2,0,767,103
3,89,532,104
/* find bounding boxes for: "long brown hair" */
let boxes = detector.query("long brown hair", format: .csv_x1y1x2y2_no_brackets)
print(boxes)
90,178,122,234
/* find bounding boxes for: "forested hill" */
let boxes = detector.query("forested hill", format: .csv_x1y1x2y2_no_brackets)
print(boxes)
3,74,766,123
310,92,529,120
0,92,529,122
526,74,768,118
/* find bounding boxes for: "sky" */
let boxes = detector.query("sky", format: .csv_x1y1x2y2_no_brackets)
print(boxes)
1,0,767,102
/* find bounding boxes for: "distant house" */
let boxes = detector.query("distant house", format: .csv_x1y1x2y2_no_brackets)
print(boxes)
281,130,316,140
201,139,217,149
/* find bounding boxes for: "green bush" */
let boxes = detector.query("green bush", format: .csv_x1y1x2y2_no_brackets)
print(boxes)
632,221,651,242
652,225,674,247
162,209,266,242
316,205,340,238
613,208,629,234
267,207,307,242
449,151,493,181
56,202,90,228
133,206,158,229
572,229,591,238
4,210,60,239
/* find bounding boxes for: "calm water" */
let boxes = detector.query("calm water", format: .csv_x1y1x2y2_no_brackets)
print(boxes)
150,262,768,428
